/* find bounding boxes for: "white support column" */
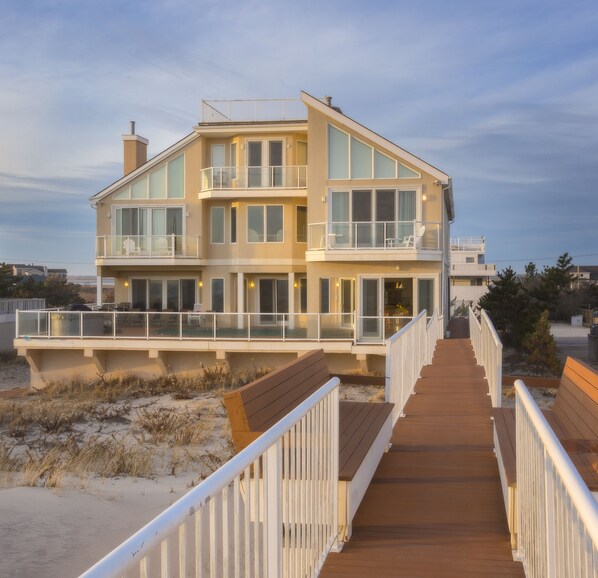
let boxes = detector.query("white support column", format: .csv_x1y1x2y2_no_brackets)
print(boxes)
288,272,295,330
237,272,244,330
96,275,103,307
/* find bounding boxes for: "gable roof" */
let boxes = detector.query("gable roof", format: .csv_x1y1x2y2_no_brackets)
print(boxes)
301,91,455,221
90,132,198,204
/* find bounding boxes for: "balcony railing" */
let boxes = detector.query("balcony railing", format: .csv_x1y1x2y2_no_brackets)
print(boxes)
201,98,307,123
308,221,441,251
451,263,496,275
96,235,201,259
16,311,419,345
450,237,485,251
0,298,46,317
200,166,307,191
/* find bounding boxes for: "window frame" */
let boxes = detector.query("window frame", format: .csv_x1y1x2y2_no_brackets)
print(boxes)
210,206,225,245
246,204,284,244
296,205,307,243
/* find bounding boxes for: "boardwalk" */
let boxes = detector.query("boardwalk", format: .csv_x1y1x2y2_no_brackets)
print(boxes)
320,339,524,577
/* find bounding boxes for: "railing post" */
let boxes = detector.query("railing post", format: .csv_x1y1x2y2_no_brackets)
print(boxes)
264,440,282,578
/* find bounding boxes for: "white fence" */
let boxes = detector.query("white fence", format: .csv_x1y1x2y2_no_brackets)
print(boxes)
385,309,442,425
469,307,502,407
515,380,598,577
81,377,340,578
0,298,46,317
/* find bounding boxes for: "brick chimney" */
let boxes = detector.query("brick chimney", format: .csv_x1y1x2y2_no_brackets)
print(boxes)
122,121,148,175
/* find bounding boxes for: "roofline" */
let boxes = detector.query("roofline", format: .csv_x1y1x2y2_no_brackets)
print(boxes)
90,132,199,203
300,91,451,184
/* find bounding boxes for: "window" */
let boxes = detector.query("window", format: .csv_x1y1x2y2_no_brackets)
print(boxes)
131,278,195,311
211,207,225,244
374,150,395,178
212,278,224,312
230,143,237,179
299,278,307,313
115,206,183,239
466,257,475,263
328,125,349,179
247,205,283,243
350,137,372,179
417,279,434,315
113,155,185,199
296,206,307,243
230,206,237,243
320,278,330,314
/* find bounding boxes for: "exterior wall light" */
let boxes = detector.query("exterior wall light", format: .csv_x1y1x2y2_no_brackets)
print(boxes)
198,281,203,288
249,281,255,289
124,281,129,288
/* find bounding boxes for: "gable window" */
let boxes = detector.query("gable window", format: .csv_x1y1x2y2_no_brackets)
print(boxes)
113,155,185,199
247,205,283,243
211,207,225,244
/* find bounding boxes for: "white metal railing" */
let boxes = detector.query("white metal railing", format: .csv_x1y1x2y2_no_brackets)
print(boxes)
308,221,441,251
385,309,443,425
96,235,201,259
16,311,419,345
469,307,502,407
201,99,307,123
450,237,486,251
81,377,340,578
0,298,46,317
201,166,307,191
515,380,598,577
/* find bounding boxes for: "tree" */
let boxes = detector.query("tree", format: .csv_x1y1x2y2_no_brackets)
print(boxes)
0,263,21,297
523,310,562,377
10,275,84,307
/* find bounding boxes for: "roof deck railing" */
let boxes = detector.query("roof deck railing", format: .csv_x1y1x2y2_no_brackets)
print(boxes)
201,99,307,124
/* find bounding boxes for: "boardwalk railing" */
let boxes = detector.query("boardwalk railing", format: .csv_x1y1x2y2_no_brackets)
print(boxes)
81,377,340,578
515,380,598,577
385,309,442,425
469,307,502,407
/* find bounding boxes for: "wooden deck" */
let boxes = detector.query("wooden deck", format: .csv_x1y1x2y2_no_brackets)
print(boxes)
320,339,525,577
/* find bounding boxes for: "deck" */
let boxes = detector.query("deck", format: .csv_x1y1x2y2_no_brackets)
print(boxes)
320,338,525,577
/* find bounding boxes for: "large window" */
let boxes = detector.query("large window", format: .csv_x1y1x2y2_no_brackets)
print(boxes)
114,154,184,199
327,123,420,180
247,205,283,243
115,207,183,237
296,206,307,243
211,207,225,244
131,278,195,311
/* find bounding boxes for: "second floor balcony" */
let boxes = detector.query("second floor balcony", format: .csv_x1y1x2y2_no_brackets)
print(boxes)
200,166,307,198
307,220,441,258
96,235,201,262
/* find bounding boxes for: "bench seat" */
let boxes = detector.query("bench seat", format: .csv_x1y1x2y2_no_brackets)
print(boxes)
493,357,598,548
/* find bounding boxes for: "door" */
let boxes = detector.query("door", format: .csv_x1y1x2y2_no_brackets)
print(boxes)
211,144,226,187
360,278,381,340
248,141,283,187
259,279,288,324
353,190,372,248
269,140,283,186
248,141,263,187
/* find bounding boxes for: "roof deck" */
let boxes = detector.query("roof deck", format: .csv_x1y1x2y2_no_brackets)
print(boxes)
200,98,308,124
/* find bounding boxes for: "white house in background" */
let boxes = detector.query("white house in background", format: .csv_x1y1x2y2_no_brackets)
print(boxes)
450,237,496,313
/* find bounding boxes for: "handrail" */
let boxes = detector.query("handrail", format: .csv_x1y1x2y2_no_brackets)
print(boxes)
515,380,598,576
81,377,340,578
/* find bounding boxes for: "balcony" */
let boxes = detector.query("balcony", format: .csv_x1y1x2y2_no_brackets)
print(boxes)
307,221,441,261
199,166,307,198
200,99,307,124
451,262,496,276
450,237,485,252
96,235,201,262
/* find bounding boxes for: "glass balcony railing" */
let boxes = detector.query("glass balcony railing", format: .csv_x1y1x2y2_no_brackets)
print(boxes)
308,221,441,251
201,99,307,123
200,166,307,192
96,235,201,259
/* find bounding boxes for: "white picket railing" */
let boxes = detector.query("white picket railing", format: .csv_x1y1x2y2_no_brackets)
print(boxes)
469,307,502,407
81,377,339,578
385,309,442,426
515,380,598,577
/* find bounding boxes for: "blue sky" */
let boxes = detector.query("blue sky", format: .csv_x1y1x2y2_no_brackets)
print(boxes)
0,0,597,275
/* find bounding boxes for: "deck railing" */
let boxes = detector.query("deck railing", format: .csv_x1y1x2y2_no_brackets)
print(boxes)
81,377,340,578
16,311,417,345
515,380,598,577
308,221,441,251
200,166,307,191
96,235,201,259
0,298,46,317
385,309,442,425
469,307,502,407
201,98,307,123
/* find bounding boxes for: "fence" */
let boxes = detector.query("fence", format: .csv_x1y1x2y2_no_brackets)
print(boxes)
469,307,502,407
0,298,46,317
385,309,442,425
515,380,598,577
81,377,340,578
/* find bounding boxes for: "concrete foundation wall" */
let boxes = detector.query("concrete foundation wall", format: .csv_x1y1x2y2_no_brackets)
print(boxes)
0,321,15,353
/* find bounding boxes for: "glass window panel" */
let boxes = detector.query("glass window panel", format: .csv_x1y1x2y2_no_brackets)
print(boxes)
167,155,184,198
320,278,330,314
131,279,147,310
230,143,237,179
376,190,395,222
211,144,225,167
398,163,420,178
398,190,416,221
374,150,396,178
352,190,372,222
269,141,282,166
211,207,225,244
149,280,163,310
131,177,148,199
114,187,129,200
248,141,262,187
152,208,166,236
167,280,179,311
211,278,224,312
181,279,195,311
276,280,289,313
330,191,349,222
297,141,307,165
300,278,307,313
248,206,264,242
167,208,182,235
149,166,166,198
266,206,283,242
296,206,307,243
230,207,237,243
418,279,434,315
328,124,349,179
351,137,373,179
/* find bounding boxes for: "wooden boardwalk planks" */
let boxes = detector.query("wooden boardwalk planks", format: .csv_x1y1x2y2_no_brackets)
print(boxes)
320,338,524,577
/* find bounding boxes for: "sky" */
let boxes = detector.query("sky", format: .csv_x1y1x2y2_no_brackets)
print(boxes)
0,0,597,275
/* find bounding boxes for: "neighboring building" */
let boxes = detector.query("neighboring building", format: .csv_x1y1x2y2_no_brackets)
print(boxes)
450,237,496,313
10,264,67,278
16,92,455,385
572,266,598,288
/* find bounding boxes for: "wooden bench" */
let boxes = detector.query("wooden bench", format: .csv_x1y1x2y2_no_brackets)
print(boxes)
223,349,394,544
493,357,598,548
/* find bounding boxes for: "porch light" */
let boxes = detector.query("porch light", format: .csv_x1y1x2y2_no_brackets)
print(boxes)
124,281,129,288
249,281,255,289
198,281,203,288
422,193,427,201
294,281,298,288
